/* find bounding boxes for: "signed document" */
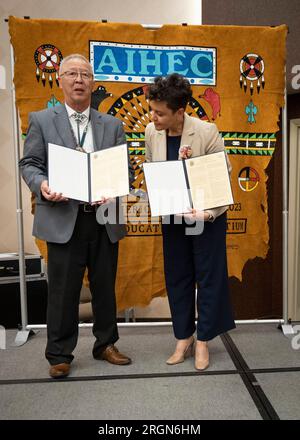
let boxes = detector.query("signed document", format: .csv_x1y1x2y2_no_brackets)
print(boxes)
48,143,130,203
143,151,233,217
143,160,191,217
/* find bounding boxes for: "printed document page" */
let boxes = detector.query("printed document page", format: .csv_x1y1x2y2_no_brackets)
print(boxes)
48,143,89,202
143,161,191,217
185,151,233,209
90,144,129,202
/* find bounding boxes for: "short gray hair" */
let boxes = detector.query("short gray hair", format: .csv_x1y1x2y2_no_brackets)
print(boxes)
59,54,93,76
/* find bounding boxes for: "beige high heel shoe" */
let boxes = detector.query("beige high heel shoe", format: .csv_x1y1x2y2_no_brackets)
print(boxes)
195,341,209,371
166,337,195,365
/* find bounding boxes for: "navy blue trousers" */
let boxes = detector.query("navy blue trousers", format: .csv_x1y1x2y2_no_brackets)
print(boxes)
162,212,235,341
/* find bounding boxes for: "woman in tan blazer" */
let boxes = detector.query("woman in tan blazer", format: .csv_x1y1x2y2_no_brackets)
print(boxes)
145,74,235,370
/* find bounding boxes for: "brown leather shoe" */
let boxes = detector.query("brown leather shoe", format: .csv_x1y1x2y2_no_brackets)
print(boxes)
49,363,71,378
98,345,131,365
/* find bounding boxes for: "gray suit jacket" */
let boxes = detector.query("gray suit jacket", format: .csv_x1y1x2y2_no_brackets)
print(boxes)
20,104,133,244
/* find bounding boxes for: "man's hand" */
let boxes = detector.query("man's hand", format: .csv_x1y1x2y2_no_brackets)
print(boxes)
40,180,69,202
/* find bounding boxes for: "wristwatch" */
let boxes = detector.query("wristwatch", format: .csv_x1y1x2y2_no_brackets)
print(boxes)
207,212,214,222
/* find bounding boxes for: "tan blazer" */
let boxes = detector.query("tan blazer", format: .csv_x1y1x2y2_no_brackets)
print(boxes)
145,113,232,220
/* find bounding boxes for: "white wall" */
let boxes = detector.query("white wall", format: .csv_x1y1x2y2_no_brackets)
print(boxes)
0,0,201,317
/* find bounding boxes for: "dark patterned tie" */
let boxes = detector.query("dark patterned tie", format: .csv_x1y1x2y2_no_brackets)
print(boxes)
72,112,86,145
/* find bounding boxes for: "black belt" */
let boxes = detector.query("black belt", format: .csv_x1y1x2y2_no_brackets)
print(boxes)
78,203,98,213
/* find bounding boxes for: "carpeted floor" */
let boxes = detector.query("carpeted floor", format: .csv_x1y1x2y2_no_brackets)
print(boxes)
0,324,299,420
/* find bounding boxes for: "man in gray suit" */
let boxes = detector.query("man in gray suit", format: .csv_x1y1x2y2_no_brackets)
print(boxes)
20,54,133,378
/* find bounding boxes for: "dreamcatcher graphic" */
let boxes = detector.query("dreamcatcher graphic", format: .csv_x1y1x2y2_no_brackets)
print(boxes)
240,53,265,95
106,85,209,190
34,44,63,88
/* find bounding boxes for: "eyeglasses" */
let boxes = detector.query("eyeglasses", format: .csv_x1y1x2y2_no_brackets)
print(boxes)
60,71,93,80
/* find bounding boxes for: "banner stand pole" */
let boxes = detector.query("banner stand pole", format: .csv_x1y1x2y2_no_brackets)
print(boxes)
10,44,36,346
281,85,295,336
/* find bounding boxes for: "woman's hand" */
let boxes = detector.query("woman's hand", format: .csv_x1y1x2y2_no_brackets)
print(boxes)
181,208,210,221
91,197,116,206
